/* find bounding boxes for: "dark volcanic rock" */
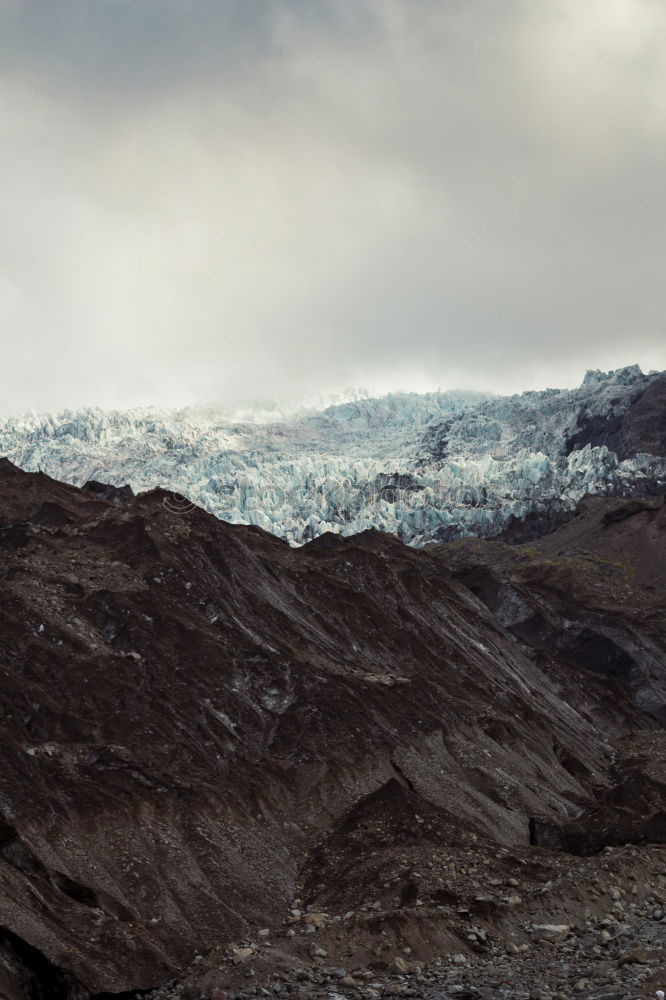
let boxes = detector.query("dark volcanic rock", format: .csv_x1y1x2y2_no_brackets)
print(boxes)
530,733,666,854
436,494,666,724
372,472,424,503
437,495,666,860
566,373,666,459
491,505,581,544
82,479,135,504
492,483,666,545
0,461,665,996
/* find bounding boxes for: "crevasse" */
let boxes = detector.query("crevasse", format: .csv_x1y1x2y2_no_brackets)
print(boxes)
1,367,663,546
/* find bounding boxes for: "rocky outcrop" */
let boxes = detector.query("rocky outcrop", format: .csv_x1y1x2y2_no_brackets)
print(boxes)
436,494,666,724
436,494,666,864
530,733,666,854
566,373,666,460
82,479,134,504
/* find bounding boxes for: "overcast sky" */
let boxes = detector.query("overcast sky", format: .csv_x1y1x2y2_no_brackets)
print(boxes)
1,0,665,414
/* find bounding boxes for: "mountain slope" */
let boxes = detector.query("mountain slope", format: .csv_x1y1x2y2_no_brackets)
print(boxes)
435,493,666,723
0,460,665,997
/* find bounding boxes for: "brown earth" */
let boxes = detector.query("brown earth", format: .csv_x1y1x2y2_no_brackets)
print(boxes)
0,460,664,999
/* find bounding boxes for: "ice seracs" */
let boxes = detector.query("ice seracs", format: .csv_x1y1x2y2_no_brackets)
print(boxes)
1,367,664,546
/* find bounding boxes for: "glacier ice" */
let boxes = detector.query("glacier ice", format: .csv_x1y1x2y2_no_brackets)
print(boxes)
0,367,664,547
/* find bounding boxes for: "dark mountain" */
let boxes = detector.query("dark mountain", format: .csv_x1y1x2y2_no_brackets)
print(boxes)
565,372,666,460
0,459,664,999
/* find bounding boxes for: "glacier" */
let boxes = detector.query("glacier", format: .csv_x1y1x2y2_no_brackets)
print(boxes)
1,366,664,546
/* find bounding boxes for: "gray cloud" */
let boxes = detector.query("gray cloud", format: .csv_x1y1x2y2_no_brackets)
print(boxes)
1,0,665,414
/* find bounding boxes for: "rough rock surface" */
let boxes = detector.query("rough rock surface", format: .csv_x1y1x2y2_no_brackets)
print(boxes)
565,372,666,460
436,495,666,724
0,460,665,998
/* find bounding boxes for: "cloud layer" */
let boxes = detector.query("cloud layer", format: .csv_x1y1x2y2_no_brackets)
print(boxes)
1,0,665,413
